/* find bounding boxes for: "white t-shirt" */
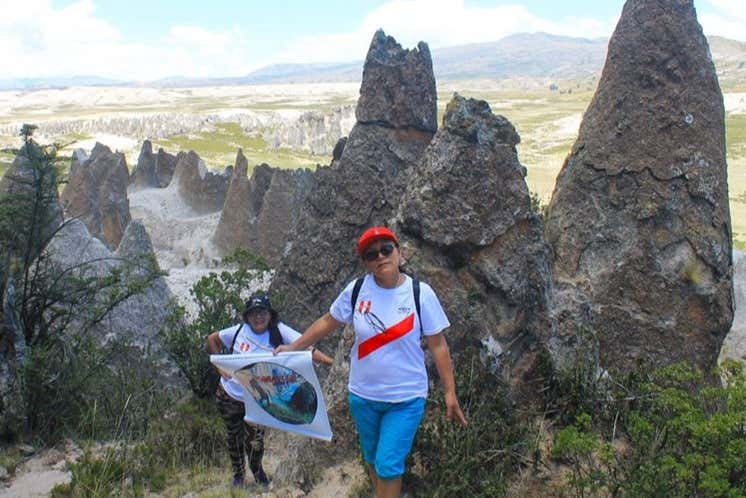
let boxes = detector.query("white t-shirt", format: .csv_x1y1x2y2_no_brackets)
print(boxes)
330,274,450,402
217,321,302,401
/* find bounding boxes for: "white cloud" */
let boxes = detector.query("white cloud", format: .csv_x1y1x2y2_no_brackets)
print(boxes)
699,0,746,41
275,0,618,64
0,0,256,80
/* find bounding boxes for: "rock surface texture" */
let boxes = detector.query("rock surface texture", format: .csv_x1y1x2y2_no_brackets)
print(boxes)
270,30,436,328
170,150,232,213
44,218,178,376
213,151,315,265
544,0,733,373
397,94,552,391
129,140,157,189
269,30,436,485
356,30,437,132
60,142,131,249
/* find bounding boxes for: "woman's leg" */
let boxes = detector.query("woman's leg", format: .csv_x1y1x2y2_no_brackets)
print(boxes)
215,386,247,483
348,393,384,491
245,423,268,483
373,397,426,498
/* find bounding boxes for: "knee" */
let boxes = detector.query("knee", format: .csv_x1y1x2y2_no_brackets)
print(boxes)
374,461,402,481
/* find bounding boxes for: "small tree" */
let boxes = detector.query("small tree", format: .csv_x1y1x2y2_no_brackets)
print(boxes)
162,249,269,399
0,128,163,440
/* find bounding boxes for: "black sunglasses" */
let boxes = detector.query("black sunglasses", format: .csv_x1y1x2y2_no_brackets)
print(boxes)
362,242,397,262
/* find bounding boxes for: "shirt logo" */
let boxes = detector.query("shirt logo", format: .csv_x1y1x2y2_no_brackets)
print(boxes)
239,342,250,352
357,300,372,314
397,306,411,314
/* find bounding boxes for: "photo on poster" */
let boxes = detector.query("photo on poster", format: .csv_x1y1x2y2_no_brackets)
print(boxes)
234,362,318,425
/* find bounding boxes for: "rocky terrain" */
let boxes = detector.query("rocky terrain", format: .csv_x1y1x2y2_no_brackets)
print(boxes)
0,1,744,496
545,0,733,374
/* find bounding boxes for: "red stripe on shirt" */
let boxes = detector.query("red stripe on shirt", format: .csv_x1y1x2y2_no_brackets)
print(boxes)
358,313,415,359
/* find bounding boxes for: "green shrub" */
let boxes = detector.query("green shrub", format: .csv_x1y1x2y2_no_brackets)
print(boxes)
404,349,533,497
50,397,225,497
162,249,270,398
551,360,746,498
21,335,169,443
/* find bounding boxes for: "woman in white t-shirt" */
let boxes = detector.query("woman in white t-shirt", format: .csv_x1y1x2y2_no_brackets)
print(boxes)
275,227,467,498
207,292,332,488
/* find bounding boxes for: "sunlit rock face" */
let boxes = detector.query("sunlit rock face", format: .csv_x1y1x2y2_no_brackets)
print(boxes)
396,94,552,396
213,150,314,265
61,142,131,250
270,30,437,329
544,0,733,374
170,150,232,214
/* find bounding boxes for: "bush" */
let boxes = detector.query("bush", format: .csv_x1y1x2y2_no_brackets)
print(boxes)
50,397,226,497
162,249,269,398
21,336,169,443
551,360,746,498
404,349,533,497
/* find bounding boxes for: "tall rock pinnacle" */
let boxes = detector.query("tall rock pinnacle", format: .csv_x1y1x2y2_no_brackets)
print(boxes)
544,0,733,373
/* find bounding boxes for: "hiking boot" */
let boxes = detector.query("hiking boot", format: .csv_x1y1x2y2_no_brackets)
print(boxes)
252,468,270,486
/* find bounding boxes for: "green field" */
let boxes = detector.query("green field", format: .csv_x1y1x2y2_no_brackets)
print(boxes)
155,122,330,171
1,85,745,249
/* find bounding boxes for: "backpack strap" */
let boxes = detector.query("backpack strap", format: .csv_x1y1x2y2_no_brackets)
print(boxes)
350,277,364,314
412,278,421,327
229,323,243,353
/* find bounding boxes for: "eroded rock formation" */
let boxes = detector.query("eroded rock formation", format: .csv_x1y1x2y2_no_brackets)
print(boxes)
270,29,437,328
129,140,178,189
61,142,131,249
270,29,437,485
169,151,232,213
44,218,178,368
214,150,315,265
397,94,552,391
544,0,733,373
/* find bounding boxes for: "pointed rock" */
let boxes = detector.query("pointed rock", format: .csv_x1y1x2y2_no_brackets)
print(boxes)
544,0,732,373
269,32,437,485
214,150,314,265
356,29,437,132
169,150,232,213
155,147,178,188
397,94,552,394
61,142,131,250
270,31,436,329
129,140,157,189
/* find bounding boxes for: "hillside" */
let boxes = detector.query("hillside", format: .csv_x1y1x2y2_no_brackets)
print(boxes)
3,32,744,91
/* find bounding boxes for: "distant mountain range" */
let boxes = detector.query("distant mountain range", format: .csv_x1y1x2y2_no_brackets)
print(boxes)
2,32,744,91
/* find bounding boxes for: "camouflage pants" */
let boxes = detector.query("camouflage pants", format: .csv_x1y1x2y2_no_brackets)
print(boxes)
215,384,265,480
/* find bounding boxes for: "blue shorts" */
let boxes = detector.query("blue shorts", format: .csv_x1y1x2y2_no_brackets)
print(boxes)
348,392,426,480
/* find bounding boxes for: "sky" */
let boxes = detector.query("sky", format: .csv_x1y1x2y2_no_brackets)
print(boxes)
0,0,744,81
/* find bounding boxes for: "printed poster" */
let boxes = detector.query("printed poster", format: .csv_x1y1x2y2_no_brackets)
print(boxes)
210,351,332,441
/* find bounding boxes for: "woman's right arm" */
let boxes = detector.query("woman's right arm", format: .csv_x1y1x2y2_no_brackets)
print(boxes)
275,313,344,354
207,331,232,379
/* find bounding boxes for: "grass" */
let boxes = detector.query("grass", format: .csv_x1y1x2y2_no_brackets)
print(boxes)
1,85,745,250
155,121,329,170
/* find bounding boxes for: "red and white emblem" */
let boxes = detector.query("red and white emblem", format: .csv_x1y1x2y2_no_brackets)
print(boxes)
239,342,250,352
357,300,372,314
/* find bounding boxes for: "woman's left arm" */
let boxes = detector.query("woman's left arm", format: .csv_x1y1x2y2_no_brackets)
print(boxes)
426,333,468,427
311,347,334,366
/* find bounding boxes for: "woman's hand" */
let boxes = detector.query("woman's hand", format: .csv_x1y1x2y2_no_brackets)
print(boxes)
426,333,469,427
445,391,468,427
273,344,296,355
217,368,232,380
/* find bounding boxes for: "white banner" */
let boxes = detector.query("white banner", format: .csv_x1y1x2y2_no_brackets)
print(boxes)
210,351,332,441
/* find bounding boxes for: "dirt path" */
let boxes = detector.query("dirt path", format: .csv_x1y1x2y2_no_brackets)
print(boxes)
0,446,78,498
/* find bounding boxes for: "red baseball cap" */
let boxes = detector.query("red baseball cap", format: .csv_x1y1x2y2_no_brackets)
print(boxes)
356,226,399,256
